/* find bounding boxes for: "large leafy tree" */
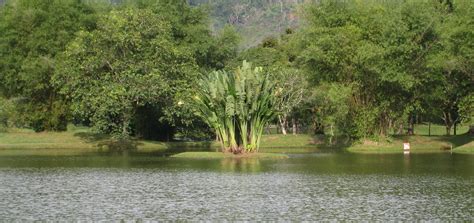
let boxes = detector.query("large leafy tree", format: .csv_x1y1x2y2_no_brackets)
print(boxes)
0,0,98,131
273,68,307,135
311,83,352,143
54,8,198,138
428,0,474,135
144,0,239,71
298,1,441,139
117,1,240,140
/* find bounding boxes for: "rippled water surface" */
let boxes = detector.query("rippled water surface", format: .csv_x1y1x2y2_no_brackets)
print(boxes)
0,153,473,221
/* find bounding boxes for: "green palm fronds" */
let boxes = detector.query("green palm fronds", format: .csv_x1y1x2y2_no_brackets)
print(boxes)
193,61,277,153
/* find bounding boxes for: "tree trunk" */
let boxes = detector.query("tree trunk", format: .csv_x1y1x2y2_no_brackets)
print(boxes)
398,123,404,135
454,122,457,135
121,111,132,137
388,119,392,135
446,125,452,136
443,111,452,136
292,117,297,135
279,115,287,135
329,124,334,144
215,132,220,152
408,115,415,135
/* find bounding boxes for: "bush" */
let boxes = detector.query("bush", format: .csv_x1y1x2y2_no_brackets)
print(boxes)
19,101,68,132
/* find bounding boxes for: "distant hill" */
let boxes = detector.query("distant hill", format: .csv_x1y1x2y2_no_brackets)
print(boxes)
0,0,306,47
189,0,306,48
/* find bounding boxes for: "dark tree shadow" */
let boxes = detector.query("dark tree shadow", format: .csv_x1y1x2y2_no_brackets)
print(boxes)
74,132,110,143
142,141,215,156
96,139,144,154
434,134,474,149
74,132,144,154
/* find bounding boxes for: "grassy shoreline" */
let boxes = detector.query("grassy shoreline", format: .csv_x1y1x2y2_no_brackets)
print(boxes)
0,127,472,156
347,135,473,154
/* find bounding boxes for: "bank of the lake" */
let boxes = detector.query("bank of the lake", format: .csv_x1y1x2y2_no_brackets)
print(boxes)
347,135,474,154
0,126,472,156
0,128,326,156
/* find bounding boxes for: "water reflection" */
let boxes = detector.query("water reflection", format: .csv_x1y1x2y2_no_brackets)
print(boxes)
403,153,411,171
220,158,261,173
0,153,472,176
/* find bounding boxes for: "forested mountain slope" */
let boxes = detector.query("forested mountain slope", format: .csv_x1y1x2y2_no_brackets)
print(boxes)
188,0,306,47
0,0,304,47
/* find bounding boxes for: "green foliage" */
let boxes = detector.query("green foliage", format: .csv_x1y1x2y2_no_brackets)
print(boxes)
297,0,460,138
0,0,98,130
205,25,241,70
138,0,240,70
232,29,309,135
273,68,307,117
0,97,14,131
192,61,277,153
427,0,474,133
458,94,473,125
54,8,198,138
311,83,352,142
0,0,239,138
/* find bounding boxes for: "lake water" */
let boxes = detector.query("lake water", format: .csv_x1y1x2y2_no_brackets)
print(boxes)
0,152,473,221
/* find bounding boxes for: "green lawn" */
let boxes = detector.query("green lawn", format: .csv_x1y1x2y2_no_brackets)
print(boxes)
344,123,473,154
0,125,327,156
0,129,322,156
0,124,472,156
411,123,469,136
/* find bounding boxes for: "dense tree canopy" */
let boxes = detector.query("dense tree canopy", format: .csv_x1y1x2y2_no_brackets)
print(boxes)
54,8,198,138
0,0,98,131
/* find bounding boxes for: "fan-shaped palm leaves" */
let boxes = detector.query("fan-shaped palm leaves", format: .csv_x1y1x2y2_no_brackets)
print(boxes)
193,61,277,153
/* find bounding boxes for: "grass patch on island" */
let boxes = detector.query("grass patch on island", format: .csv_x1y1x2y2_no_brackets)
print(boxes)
170,152,289,159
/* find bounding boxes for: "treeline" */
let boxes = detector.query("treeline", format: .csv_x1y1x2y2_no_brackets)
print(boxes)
0,0,472,141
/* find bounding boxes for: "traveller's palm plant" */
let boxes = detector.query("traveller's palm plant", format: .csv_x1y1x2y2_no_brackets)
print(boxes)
193,61,277,153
